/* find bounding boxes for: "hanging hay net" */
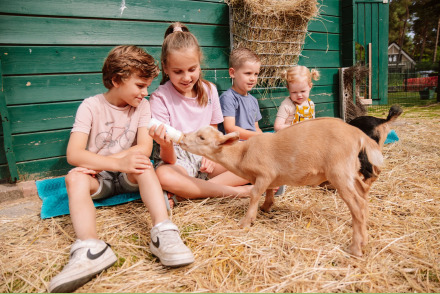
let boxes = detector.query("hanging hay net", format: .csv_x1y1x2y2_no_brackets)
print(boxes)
226,0,319,88
342,64,369,122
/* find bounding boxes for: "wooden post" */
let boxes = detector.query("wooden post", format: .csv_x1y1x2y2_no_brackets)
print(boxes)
437,59,440,102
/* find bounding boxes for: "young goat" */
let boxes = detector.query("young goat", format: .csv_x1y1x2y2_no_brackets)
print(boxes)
348,105,403,149
179,118,385,256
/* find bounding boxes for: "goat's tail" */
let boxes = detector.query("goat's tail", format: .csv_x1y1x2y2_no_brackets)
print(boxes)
386,105,403,122
358,137,383,180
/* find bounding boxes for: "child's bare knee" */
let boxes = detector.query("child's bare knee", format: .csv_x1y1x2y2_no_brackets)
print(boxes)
64,171,93,192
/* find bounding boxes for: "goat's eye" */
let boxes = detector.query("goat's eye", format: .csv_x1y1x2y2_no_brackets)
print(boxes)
199,135,205,140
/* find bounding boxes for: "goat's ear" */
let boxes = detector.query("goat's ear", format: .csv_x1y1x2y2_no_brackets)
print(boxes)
219,131,240,146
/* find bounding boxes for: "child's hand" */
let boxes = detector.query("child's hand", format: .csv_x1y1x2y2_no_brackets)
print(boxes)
148,124,173,147
200,157,216,174
68,167,100,177
118,152,152,174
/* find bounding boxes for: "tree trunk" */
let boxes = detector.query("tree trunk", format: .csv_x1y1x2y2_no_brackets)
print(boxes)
418,23,429,62
437,59,440,102
398,6,410,64
434,18,440,63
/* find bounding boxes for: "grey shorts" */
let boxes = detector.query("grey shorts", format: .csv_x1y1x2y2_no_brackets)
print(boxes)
91,171,139,200
153,142,209,180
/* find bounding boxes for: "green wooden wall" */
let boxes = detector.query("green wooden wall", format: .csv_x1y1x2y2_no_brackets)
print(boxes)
0,0,342,181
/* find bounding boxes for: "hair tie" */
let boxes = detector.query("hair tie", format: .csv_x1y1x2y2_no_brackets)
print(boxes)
173,26,183,33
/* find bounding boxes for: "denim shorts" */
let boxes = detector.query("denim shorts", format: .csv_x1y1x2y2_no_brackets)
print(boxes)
90,171,139,200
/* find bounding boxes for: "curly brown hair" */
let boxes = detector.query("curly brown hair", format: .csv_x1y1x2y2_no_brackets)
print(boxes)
102,45,159,89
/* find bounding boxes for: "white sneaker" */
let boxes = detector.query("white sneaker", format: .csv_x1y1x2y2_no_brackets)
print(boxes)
149,220,195,267
49,239,117,293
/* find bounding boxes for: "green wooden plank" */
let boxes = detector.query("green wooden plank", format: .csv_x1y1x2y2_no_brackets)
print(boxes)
0,164,10,181
371,4,379,100
4,69,230,105
4,74,106,105
17,156,72,181
315,102,340,117
365,4,372,45
0,60,19,181
253,84,338,109
0,15,229,47
203,70,231,92
307,15,340,34
357,4,365,47
0,0,228,25
378,2,389,104
4,67,338,105
0,46,229,75
0,135,6,164
258,101,339,129
8,102,80,134
6,82,338,135
12,130,70,162
317,0,340,16
298,50,340,67
303,32,340,51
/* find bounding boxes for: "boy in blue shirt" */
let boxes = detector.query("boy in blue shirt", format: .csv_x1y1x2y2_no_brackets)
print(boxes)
219,47,263,139
219,48,285,195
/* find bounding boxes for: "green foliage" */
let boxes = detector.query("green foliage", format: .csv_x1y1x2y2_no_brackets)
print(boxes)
389,0,440,63
415,60,439,71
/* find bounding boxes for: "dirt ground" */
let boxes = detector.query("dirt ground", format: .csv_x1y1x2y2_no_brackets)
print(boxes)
1,104,439,293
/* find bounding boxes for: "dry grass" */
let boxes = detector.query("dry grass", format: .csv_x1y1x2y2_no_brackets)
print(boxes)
1,104,440,293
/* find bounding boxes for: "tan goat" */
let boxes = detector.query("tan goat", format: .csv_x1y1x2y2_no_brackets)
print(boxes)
179,117,385,256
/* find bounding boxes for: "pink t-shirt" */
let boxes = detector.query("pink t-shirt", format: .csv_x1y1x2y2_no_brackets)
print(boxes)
71,94,151,156
149,80,223,133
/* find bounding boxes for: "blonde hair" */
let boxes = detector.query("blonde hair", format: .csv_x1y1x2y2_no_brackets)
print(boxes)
102,45,159,90
160,22,211,107
229,47,260,69
283,66,320,88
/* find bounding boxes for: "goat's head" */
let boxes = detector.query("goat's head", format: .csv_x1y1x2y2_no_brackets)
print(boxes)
179,126,240,157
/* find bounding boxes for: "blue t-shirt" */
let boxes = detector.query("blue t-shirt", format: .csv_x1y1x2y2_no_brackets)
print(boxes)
219,88,262,134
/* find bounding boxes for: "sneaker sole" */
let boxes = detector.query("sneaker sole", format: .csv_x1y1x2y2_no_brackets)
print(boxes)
149,243,195,267
49,254,117,293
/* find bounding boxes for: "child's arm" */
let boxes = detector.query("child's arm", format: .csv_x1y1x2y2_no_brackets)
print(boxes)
223,117,263,140
273,117,291,131
67,131,151,174
148,124,177,164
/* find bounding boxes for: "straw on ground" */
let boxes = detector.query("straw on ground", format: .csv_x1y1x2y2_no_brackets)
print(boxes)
1,104,439,292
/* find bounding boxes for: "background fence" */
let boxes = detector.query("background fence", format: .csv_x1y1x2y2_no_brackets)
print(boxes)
368,71,439,112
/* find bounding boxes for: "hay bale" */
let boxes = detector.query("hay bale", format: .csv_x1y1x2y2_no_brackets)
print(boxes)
226,0,319,87
342,64,369,122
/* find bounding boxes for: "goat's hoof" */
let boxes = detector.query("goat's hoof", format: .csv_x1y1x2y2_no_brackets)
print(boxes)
346,245,363,257
260,204,272,213
238,218,252,228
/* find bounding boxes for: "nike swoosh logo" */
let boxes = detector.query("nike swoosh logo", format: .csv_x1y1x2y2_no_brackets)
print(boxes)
152,237,160,248
87,245,109,260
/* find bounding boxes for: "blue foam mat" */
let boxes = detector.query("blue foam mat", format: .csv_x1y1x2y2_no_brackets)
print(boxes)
36,176,141,219
385,129,399,144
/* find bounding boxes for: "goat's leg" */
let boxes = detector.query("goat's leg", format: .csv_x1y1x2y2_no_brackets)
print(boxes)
333,181,368,257
239,179,269,228
260,188,274,212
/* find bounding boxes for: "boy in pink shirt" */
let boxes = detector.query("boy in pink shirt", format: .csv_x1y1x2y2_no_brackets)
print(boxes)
49,45,194,293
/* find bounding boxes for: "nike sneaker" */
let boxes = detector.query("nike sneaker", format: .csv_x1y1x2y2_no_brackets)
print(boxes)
49,239,117,293
149,220,195,267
